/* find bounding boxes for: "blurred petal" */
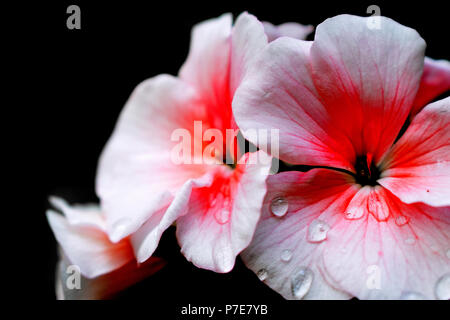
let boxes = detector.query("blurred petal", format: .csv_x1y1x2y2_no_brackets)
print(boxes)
263,21,313,42
56,255,166,300
47,208,134,279
411,57,450,116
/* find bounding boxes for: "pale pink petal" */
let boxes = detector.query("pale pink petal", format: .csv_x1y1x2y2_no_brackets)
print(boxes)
322,192,450,300
379,97,450,207
96,75,210,242
411,57,450,116
310,15,426,164
49,196,105,230
233,37,355,170
242,169,450,299
241,169,357,299
230,12,268,95
130,171,217,263
56,254,166,300
262,21,313,42
176,151,272,273
179,13,232,111
47,208,134,279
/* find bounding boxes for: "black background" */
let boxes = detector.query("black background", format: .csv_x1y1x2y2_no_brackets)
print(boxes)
13,0,449,306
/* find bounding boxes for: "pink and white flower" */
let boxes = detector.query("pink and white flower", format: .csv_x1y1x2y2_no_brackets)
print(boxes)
233,14,450,299
95,13,311,272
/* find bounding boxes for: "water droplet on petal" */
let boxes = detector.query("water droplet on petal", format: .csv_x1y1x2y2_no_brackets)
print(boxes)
281,249,292,262
215,208,230,224
395,215,409,226
405,237,416,245
434,273,450,300
291,267,314,299
344,207,364,220
270,197,288,217
400,291,426,300
307,219,330,243
257,269,268,281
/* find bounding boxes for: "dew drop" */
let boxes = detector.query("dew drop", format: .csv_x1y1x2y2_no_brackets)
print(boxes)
291,267,314,299
281,249,293,262
395,215,409,226
400,291,426,300
215,208,230,224
270,197,288,217
307,219,330,243
344,208,364,220
257,269,268,281
434,273,450,300
405,237,416,245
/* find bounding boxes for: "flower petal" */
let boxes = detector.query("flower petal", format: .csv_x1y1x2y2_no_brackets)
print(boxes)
230,12,268,95
262,21,313,42
379,97,450,207
130,172,216,263
411,57,450,116
241,169,356,299
310,15,426,163
56,254,166,300
176,151,272,273
96,75,209,242
47,208,134,279
242,169,450,299
49,196,106,230
322,195,450,300
233,37,355,170
179,13,232,109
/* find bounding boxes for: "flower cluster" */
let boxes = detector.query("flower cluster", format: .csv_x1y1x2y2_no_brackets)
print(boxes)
47,12,450,300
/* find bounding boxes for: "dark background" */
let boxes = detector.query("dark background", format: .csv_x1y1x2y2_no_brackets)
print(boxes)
14,0,448,304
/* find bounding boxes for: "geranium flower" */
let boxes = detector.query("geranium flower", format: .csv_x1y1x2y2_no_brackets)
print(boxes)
47,197,166,299
95,13,311,272
233,14,449,299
